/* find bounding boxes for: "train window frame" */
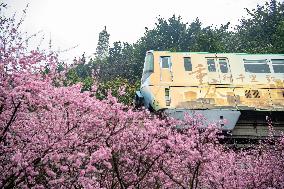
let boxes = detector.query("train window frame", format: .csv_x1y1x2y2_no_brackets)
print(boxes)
271,59,284,73
141,53,154,83
184,57,192,71
160,56,171,69
144,53,154,73
219,58,229,73
243,59,271,73
207,58,216,72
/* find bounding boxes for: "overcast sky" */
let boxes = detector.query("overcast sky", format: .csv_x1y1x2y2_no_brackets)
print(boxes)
4,0,268,61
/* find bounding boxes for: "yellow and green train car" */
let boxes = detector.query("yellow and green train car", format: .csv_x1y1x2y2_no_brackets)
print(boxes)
135,50,284,139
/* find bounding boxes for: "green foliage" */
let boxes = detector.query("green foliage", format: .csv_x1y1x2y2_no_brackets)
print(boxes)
235,0,284,53
142,15,188,51
102,42,139,82
74,63,92,79
64,53,139,105
65,67,94,92
274,20,284,52
96,78,140,105
81,76,94,91
190,23,232,53
66,68,81,85
136,16,232,53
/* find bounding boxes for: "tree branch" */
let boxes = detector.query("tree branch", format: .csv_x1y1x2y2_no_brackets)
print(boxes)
0,100,21,143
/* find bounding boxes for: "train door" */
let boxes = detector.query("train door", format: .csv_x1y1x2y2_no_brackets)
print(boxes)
206,57,232,84
160,56,173,82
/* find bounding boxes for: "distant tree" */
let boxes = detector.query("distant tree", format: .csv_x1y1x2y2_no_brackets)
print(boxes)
191,22,232,53
136,15,232,53
95,26,110,61
107,42,137,81
137,15,188,52
274,20,284,52
235,0,284,53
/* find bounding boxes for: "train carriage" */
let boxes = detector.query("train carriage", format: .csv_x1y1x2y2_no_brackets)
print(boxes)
136,50,284,139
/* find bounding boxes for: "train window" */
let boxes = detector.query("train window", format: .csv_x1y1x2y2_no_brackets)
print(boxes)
207,59,216,72
271,59,284,73
184,57,192,71
142,53,154,83
144,53,154,73
243,59,271,73
219,59,229,73
161,56,171,68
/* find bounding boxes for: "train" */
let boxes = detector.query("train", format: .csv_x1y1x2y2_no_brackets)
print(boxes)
135,50,284,139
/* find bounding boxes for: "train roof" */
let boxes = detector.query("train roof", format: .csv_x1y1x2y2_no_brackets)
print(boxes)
148,50,284,56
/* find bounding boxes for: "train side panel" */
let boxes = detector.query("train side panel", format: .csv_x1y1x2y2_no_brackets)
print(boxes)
138,51,284,138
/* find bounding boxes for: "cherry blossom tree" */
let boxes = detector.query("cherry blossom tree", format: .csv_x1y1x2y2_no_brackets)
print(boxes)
1,3,284,189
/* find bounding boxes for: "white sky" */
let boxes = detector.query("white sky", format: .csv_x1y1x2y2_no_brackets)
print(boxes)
4,0,268,62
